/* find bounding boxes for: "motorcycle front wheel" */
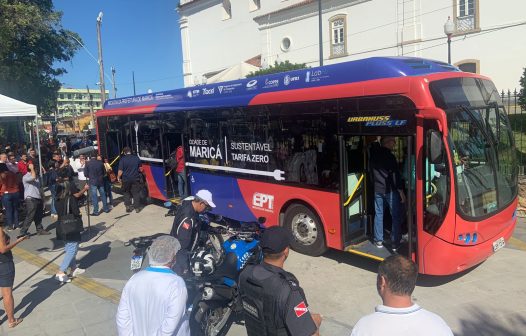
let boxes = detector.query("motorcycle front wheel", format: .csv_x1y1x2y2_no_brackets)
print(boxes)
190,303,234,336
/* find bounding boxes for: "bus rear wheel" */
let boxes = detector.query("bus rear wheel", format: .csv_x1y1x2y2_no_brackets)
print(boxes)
284,204,327,256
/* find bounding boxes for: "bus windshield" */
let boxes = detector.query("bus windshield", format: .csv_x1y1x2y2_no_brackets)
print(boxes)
430,77,517,219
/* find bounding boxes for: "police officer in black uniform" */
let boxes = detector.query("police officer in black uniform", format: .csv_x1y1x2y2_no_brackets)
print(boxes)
239,226,322,336
169,189,216,276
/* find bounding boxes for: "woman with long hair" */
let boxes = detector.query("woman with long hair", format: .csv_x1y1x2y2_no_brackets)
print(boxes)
54,178,89,283
0,220,27,328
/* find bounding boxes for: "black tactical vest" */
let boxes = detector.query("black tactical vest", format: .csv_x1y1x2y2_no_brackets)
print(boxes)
240,264,291,336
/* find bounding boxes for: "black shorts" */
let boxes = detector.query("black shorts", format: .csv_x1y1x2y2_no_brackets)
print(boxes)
0,260,15,287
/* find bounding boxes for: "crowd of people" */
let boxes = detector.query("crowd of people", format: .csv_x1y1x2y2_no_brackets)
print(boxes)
116,204,453,336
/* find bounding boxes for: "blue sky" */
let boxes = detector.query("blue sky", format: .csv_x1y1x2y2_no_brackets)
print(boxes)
53,0,183,98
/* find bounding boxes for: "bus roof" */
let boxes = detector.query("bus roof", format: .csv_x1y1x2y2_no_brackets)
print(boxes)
100,56,459,114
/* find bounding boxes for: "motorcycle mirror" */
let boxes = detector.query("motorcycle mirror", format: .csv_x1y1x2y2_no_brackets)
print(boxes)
257,217,266,224
163,201,173,208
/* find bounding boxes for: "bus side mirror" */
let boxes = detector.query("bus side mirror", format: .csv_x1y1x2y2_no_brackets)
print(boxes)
429,131,443,164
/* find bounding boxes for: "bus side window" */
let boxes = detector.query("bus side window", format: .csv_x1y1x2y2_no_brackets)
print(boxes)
424,126,450,235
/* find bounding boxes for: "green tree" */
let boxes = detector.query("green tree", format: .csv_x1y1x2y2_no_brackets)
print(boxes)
519,67,526,110
247,60,308,77
0,0,81,115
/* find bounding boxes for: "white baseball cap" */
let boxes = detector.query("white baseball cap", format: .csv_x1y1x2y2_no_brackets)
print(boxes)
195,189,216,208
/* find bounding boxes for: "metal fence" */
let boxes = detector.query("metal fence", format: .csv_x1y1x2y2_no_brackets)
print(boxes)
502,89,526,175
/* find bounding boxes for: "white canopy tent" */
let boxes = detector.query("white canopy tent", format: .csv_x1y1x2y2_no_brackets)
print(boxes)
0,93,43,177
207,62,259,83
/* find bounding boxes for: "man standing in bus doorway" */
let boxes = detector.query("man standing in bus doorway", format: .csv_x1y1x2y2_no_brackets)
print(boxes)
369,136,405,250
350,255,453,336
117,147,143,213
175,146,186,198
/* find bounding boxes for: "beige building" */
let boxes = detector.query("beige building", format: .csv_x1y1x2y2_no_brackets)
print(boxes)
57,87,109,118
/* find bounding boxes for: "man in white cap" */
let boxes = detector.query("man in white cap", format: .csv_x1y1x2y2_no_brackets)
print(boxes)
170,189,216,276
116,235,189,336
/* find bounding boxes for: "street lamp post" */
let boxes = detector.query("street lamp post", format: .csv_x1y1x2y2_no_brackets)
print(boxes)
96,11,106,107
444,16,455,65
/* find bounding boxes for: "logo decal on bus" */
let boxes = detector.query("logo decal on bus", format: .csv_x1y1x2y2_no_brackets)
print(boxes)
246,80,258,88
284,75,300,86
347,116,407,127
252,193,275,212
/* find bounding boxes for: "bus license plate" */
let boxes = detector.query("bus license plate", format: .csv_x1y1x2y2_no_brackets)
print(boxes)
131,255,143,270
492,237,505,252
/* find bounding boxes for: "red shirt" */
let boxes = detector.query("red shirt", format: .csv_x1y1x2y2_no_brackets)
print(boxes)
176,146,185,173
18,160,29,175
0,171,20,194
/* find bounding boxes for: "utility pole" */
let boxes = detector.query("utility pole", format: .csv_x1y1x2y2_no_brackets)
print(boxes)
318,0,323,66
96,12,106,107
86,86,95,129
111,66,117,98
132,71,136,95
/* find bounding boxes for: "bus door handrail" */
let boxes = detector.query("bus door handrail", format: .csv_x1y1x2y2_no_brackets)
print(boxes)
344,174,364,207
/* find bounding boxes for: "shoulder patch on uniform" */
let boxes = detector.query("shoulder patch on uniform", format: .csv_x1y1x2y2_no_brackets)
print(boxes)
182,222,190,230
294,301,308,317
288,280,298,288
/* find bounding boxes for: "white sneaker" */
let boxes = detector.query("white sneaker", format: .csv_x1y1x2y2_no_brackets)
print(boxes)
71,268,86,278
55,274,71,283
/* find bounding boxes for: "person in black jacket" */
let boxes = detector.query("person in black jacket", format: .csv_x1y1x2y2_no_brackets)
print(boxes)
239,226,322,336
84,155,110,216
117,147,143,213
369,136,406,250
169,189,215,276
54,179,89,283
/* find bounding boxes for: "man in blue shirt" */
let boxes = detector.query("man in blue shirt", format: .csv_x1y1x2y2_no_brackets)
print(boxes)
117,147,142,213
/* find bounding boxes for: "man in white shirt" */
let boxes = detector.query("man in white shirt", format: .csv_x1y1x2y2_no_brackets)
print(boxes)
116,235,190,336
351,255,453,336
71,154,87,189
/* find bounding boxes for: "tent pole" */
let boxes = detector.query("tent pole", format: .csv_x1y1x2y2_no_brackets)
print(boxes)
35,115,43,180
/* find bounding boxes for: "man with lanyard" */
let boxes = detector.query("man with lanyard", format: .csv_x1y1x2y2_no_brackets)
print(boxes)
239,226,322,336
169,189,215,276
116,235,190,336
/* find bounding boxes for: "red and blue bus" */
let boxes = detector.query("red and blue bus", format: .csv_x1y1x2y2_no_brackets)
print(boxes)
96,57,517,275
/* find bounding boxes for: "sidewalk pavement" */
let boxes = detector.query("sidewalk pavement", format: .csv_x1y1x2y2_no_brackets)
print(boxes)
2,194,526,335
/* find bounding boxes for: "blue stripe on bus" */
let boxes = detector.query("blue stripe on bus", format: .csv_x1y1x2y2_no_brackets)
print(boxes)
103,57,459,111
189,172,257,222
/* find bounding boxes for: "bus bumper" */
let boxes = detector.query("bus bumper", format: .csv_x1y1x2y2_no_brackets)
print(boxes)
422,217,516,275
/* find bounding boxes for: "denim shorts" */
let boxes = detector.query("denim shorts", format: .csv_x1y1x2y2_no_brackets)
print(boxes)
0,260,15,287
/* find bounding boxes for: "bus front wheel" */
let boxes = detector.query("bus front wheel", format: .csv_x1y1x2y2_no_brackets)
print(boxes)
284,204,327,256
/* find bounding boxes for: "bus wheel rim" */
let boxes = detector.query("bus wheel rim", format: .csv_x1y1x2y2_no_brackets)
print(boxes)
291,213,317,245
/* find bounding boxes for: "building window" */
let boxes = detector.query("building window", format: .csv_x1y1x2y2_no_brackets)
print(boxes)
67,94,72,100
455,0,478,32
249,0,260,12
455,59,479,74
222,0,231,20
329,15,347,58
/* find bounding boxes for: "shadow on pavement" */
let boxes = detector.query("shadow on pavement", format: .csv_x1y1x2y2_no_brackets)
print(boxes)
322,249,380,274
11,277,62,321
417,263,483,287
78,241,111,269
457,308,526,336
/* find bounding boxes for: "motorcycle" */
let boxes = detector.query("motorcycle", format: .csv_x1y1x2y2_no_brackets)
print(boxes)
125,235,157,273
187,217,265,336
